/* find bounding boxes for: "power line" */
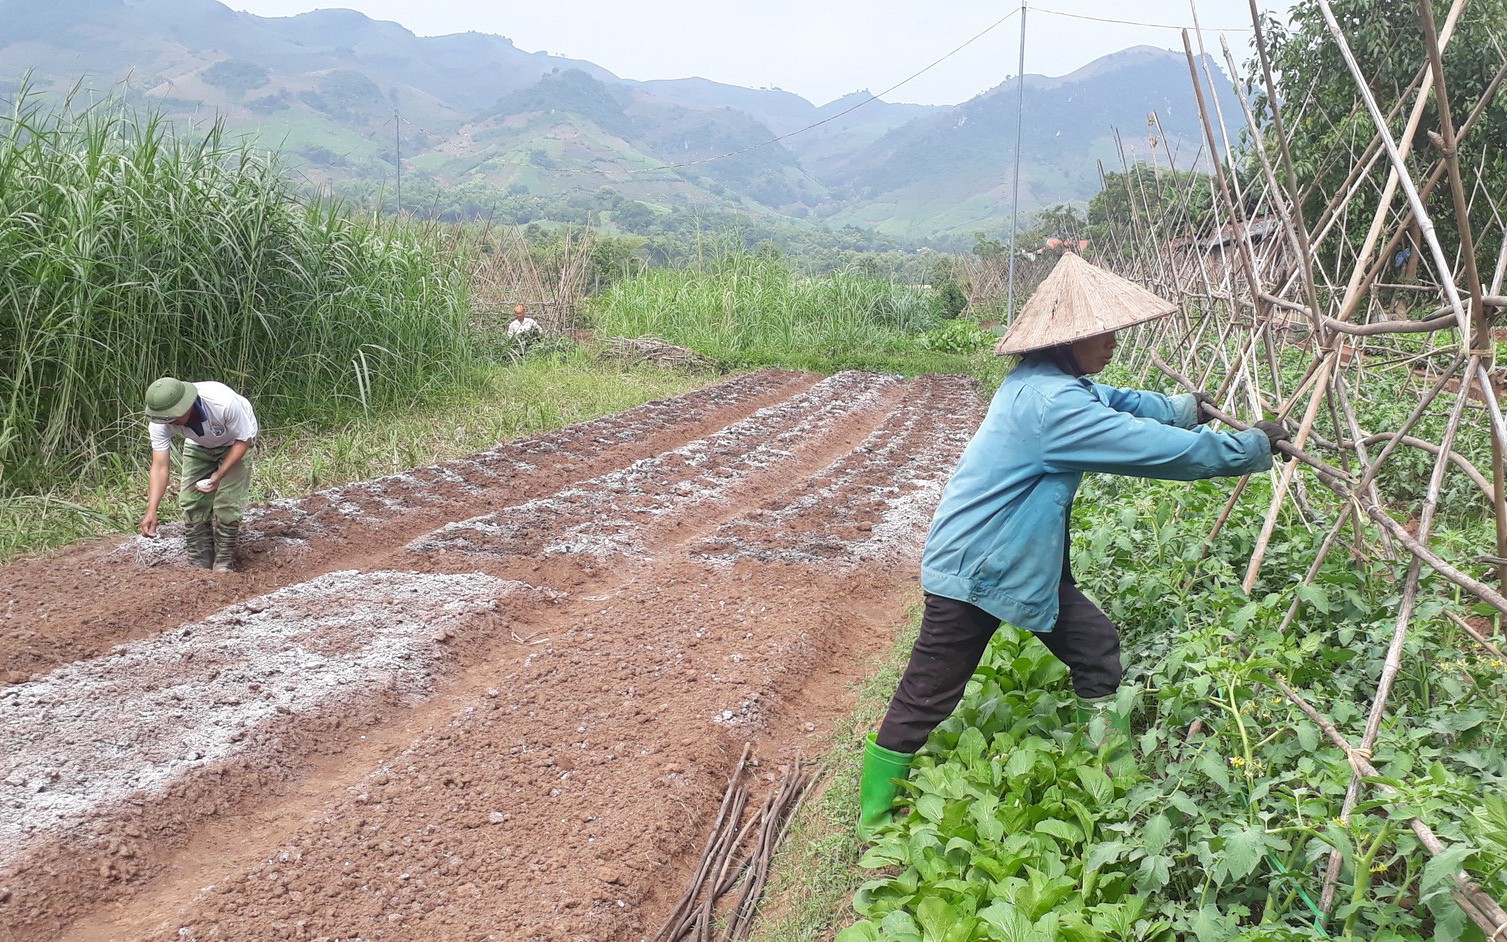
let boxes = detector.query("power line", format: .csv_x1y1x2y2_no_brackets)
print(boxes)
534,4,1257,179
541,6,1024,177
302,5,1256,192
1031,6,1257,33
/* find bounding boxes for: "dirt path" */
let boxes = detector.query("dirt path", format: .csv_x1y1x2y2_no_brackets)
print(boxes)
0,369,985,942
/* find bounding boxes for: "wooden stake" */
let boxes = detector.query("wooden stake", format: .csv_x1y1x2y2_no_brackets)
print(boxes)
1319,356,1478,913
1315,0,1474,336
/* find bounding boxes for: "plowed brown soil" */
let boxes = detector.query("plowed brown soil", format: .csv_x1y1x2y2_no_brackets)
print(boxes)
0,369,985,942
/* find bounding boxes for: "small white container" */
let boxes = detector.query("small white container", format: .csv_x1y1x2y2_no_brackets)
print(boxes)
195,478,215,493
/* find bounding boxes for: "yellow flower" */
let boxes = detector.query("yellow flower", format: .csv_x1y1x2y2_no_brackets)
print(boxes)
1333,817,1348,827
1230,756,1246,767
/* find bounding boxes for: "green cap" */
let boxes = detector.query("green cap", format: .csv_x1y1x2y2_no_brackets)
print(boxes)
144,377,198,423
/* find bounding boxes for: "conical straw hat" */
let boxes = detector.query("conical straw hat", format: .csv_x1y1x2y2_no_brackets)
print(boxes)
995,252,1177,355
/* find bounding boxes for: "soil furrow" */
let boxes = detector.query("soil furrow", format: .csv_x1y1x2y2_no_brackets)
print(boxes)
409,371,903,569
0,370,986,942
692,373,983,568
0,370,818,684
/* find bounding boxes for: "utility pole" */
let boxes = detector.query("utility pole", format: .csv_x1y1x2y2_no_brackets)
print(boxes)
394,108,402,214
1005,1,1028,325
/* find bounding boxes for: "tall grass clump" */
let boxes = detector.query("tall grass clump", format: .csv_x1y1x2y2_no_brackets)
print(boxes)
589,252,994,374
0,87,474,493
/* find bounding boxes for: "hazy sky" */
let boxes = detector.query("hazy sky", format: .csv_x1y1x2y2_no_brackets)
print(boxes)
227,1,1292,107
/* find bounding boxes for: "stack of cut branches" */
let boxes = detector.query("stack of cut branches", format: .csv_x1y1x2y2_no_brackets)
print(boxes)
653,745,823,942
601,336,714,371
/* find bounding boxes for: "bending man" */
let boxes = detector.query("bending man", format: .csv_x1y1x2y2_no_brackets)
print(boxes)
139,377,260,572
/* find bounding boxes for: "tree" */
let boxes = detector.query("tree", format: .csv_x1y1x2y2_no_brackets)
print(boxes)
1029,204,1088,242
928,257,969,318
1088,165,1216,260
1251,0,1507,278
972,232,1005,258
610,201,656,233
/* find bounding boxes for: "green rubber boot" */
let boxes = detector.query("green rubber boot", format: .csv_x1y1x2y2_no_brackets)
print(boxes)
184,521,214,569
858,733,915,842
212,521,240,573
1076,694,1131,741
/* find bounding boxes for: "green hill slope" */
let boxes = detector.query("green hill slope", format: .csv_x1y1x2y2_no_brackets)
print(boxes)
0,1,1245,240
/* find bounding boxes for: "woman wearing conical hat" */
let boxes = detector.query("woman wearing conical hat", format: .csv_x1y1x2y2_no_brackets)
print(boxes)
857,253,1291,840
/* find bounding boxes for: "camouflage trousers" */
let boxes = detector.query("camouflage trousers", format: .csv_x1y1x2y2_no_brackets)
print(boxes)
179,442,251,524
180,442,251,570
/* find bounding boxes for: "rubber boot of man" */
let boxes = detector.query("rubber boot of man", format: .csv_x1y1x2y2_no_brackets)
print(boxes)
1076,694,1131,743
185,521,214,569
857,733,915,842
212,521,240,573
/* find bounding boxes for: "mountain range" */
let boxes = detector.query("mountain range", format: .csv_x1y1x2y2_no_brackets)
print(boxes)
0,0,1245,242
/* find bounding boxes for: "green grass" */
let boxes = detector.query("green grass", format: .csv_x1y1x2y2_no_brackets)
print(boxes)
589,254,1010,380
0,86,476,495
0,354,705,561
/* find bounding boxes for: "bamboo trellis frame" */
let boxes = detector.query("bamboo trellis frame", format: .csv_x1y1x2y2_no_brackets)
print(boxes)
466,224,594,335
1086,1,1507,934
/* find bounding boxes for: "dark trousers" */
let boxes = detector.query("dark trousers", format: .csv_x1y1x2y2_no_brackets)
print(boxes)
875,586,1123,753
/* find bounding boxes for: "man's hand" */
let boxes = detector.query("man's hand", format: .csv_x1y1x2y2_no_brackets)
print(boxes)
1254,419,1293,459
1193,392,1217,424
139,511,159,537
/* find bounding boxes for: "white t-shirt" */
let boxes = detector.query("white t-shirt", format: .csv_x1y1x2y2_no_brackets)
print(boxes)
148,381,260,452
507,317,541,337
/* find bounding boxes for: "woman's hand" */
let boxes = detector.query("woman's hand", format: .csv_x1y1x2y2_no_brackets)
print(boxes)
1193,392,1217,424
1253,419,1292,459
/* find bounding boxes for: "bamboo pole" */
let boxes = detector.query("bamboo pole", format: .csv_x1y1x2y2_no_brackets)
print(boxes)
1240,0,1471,591
1352,432,1496,502
1226,29,1375,554
1419,0,1507,593
1319,356,1478,914
1182,31,1279,374
1417,0,1486,349
1106,7,1507,932
1245,0,1483,594
1152,356,1354,484
1151,354,1507,615
1272,350,1473,631
1314,0,1473,337
1349,493,1507,615
1445,611,1506,660
1331,57,1507,327
1230,30,1324,337
1332,0,1507,602
1476,362,1507,599
1324,0,1468,329
1241,360,1331,594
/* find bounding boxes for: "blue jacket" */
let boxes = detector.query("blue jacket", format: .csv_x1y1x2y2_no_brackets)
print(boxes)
920,359,1273,632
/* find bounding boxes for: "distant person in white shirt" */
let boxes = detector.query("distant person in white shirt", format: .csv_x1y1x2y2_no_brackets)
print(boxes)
507,304,542,345
139,377,259,572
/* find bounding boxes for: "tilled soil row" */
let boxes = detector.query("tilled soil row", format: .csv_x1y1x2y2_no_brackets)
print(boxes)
0,370,986,942
1,370,819,684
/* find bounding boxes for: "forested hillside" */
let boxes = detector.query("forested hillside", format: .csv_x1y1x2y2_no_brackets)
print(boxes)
0,0,1244,241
